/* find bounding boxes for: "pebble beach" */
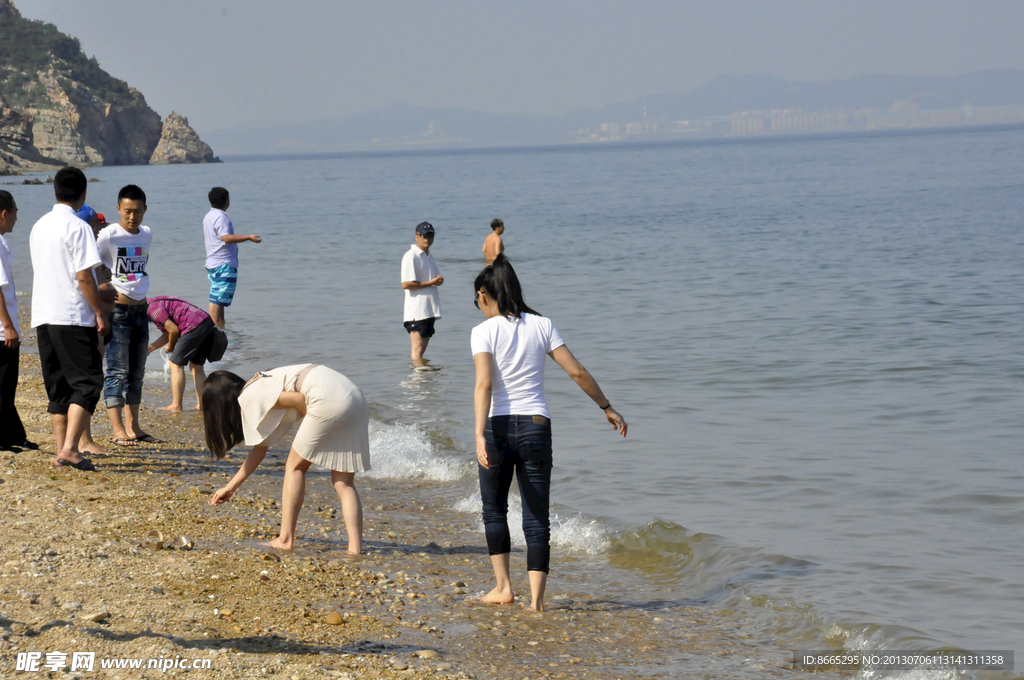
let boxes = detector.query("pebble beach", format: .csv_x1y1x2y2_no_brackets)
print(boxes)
0,309,805,680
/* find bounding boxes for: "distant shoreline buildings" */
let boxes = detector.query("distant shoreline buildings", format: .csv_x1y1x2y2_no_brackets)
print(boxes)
579,104,1024,143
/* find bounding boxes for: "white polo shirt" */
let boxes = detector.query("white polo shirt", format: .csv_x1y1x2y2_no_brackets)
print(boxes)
401,244,442,322
30,203,102,328
0,233,20,341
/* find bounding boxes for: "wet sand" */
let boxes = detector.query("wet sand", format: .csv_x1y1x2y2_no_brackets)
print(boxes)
1,312,835,679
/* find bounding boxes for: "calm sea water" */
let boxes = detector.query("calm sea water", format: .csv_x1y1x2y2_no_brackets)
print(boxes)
8,129,1023,675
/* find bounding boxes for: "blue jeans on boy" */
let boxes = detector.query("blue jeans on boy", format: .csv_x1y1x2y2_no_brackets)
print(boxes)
104,304,149,409
479,415,553,573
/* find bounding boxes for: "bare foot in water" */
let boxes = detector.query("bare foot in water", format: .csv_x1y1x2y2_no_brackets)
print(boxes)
80,442,109,456
261,537,293,550
480,587,515,604
526,602,545,613
159,404,183,413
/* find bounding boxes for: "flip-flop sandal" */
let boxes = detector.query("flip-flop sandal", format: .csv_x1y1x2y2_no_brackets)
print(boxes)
131,434,165,444
54,458,97,471
111,437,139,447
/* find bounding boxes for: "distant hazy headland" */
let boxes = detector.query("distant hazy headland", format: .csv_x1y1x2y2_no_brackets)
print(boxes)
206,70,1024,157
0,0,218,175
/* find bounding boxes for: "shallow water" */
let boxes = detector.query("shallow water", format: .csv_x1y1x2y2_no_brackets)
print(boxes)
7,127,1023,677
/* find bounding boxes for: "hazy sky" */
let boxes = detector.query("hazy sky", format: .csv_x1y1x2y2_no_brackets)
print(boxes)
16,0,1024,133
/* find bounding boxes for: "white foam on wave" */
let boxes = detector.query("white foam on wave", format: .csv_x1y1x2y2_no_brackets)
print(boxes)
364,420,466,482
453,492,610,555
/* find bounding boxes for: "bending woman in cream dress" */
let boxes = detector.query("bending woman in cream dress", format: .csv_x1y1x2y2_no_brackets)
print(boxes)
201,364,370,553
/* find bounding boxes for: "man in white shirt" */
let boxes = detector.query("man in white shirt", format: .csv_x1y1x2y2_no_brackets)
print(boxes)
203,187,261,327
96,184,161,446
29,167,109,471
401,221,443,368
0,190,37,452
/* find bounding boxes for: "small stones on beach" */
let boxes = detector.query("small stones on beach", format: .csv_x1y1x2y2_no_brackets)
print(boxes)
61,601,82,611
435,663,453,671
144,530,164,550
388,658,409,670
19,591,38,604
325,611,343,625
83,610,109,623
414,649,440,659
259,571,270,582
452,580,466,588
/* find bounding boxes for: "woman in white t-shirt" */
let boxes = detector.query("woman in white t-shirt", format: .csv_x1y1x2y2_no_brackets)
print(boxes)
471,255,627,612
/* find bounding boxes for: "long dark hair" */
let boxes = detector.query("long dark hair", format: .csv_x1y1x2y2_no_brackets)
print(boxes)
201,370,246,459
474,254,540,319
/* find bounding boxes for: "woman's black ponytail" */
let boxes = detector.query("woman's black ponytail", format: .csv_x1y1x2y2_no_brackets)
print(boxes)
474,254,540,320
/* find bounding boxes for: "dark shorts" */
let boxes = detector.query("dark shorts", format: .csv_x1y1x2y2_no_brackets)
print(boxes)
403,317,436,338
37,324,103,415
169,318,217,366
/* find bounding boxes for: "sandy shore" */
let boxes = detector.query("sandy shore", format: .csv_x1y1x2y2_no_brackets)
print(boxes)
1,311,795,679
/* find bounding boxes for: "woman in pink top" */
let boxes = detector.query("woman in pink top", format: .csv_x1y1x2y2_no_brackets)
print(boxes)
147,296,218,412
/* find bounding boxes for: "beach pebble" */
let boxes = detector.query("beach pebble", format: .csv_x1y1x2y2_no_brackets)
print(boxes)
61,601,82,611
258,573,270,582
83,610,109,623
325,611,344,625
42,596,58,607
451,581,466,588
389,659,409,670
151,587,164,595
220,608,234,617
415,649,440,659
20,592,38,604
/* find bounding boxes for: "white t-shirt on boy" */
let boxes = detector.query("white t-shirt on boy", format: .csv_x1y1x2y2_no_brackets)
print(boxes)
471,312,566,419
96,223,152,300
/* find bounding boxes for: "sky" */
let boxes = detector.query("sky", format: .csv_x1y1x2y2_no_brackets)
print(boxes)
14,0,1024,133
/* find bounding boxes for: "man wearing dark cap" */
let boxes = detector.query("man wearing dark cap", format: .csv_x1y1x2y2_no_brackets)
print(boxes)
400,221,443,368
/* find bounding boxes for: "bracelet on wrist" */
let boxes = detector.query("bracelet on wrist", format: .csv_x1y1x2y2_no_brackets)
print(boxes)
600,402,612,411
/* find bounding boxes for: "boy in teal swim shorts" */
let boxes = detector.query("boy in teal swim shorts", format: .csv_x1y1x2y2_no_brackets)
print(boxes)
202,187,261,326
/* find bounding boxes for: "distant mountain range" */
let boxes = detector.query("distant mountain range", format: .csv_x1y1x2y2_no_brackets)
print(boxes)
204,70,1024,156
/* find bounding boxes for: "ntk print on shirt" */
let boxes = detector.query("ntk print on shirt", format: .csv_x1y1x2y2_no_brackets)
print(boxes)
116,245,148,282
96,224,152,300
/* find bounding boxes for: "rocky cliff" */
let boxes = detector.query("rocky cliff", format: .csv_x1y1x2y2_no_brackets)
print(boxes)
150,112,219,164
0,0,218,172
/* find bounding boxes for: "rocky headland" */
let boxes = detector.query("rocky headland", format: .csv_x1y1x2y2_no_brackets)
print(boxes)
0,0,218,175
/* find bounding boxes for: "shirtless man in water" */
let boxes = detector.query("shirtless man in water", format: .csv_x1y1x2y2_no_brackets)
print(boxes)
482,218,505,263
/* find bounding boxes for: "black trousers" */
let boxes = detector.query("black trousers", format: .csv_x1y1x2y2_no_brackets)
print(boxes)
0,344,26,446
37,324,103,415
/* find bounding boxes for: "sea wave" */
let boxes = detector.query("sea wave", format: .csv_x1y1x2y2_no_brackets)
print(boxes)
364,420,466,481
453,492,610,554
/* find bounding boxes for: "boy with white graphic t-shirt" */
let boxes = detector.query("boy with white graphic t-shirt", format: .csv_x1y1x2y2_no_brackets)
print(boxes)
95,184,161,446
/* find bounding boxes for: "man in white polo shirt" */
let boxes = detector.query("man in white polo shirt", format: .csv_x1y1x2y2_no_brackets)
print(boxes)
0,190,38,452
401,221,443,368
30,167,109,471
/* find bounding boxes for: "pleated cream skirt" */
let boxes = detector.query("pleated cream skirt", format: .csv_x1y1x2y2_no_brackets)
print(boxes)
292,366,371,473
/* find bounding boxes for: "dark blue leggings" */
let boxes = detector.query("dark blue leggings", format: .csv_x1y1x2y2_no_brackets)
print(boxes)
479,415,553,573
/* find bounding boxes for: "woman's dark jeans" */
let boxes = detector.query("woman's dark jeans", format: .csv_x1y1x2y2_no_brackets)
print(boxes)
479,415,553,573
